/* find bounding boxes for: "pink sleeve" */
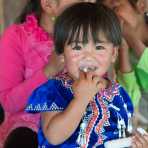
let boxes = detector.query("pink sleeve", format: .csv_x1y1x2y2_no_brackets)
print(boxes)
0,25,48,112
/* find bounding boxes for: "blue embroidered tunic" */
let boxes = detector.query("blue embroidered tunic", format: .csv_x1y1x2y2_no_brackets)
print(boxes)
26,73,134,148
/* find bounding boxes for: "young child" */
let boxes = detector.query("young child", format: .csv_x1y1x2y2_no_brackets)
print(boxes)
0,0,91,147
26,2,134,147
100,0,148,104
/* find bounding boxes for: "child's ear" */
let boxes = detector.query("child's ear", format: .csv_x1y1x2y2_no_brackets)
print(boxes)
111,46,118,63
40,0,58,15
136,0,146,14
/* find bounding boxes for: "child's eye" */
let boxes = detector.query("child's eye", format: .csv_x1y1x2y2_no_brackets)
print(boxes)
72,45,82,50
96,45,105,50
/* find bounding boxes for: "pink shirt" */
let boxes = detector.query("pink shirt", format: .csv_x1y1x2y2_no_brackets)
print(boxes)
0,15,53,147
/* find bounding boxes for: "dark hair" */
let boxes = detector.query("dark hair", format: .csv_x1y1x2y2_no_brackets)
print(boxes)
128,0,138,8
96,0,104,4
16,0,42,23
54,2,122,55
0,104,4,125
4,127,38,148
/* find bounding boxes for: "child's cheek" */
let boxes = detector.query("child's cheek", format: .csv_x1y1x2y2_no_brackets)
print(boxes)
65,54,79,69
69,53,83,62
95,54,110,66
95,54,105,62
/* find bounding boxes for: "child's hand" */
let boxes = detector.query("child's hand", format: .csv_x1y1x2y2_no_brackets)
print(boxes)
118,38,132,73
132,131,148,148
43,50,64,78
72,71,106,104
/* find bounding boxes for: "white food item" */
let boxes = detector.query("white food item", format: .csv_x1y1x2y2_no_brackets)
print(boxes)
79,59,98,73
104,137,132,148
79,66,97,72
137,127,148,136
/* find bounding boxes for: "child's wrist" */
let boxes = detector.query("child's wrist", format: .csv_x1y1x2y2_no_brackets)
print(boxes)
133,40,146,58
74,95,90,106
119,67,132,73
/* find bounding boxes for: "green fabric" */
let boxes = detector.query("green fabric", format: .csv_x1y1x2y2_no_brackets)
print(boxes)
117,71,141,107
117,47,148,108
136,48,148,91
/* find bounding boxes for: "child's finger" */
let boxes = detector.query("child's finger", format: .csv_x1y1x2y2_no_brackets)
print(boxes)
95,78,107,90
132,143,137,148
98,78,107,88
136,132,148,147
86,72,93,80
134,132,147,148
79,70,86,80
143,135,148,141
137,127,148,136
143,135,148,146
92,76,101,85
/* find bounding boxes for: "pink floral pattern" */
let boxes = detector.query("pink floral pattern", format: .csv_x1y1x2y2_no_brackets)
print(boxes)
0,14,54,148
22,14,54,78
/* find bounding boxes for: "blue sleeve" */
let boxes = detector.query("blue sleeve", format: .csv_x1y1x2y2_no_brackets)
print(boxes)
25,79,73,113
119,86,134,114
109,85,134,127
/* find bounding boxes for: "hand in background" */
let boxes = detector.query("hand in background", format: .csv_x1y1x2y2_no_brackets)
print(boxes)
118,38,132,73
132,131,148,148
43,50,65,78
122,20,145,58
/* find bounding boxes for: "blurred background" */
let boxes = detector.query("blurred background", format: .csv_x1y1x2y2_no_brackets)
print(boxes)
0,0,28,34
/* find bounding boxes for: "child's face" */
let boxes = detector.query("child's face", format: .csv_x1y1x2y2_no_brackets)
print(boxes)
63,32,118,79
103,0,138,28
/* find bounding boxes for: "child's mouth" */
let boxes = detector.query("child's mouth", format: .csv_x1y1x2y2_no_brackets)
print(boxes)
79,66,97,73
79,58,98,73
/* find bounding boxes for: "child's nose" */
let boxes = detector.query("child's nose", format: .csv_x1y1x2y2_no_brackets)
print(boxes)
82,54,96,63
83,56,93,61
83,50,95,59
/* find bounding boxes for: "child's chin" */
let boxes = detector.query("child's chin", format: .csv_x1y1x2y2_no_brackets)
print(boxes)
73,75,79,80
68,73,78,80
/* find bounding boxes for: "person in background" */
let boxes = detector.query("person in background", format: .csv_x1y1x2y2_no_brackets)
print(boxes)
26,2,134,147
97,0,148,147
100,0,148,103
0,0,95,147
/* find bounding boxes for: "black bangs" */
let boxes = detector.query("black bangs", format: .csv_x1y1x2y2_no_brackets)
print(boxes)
54,2,122,54
67,20,92,45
